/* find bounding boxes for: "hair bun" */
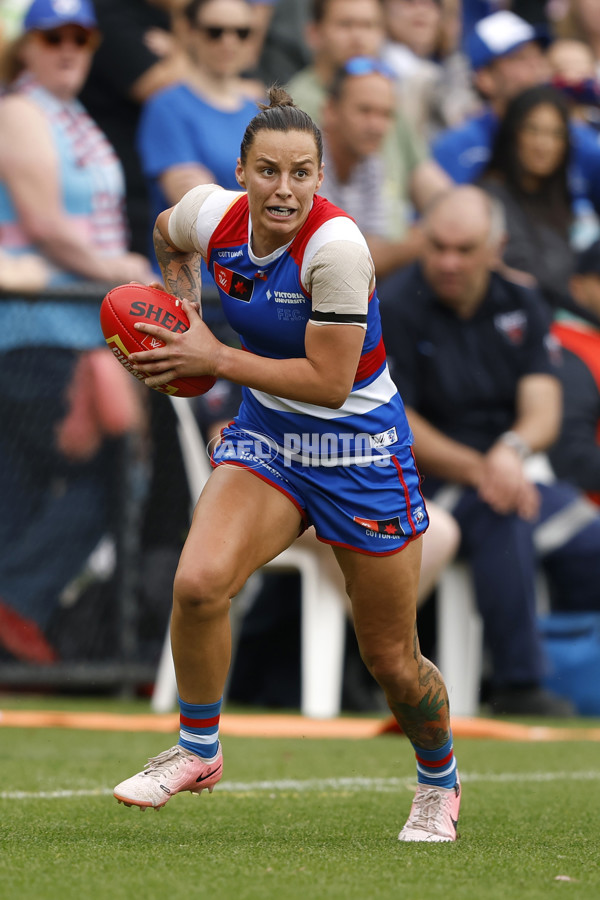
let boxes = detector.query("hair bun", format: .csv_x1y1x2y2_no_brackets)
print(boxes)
258,85,297,111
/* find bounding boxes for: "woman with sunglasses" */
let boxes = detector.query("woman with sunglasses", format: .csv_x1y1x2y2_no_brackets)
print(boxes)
137,0,263,272
113,87,461,844
0,0,152,664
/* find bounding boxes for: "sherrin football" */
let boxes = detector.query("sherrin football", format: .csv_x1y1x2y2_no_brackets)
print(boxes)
100,283,216,397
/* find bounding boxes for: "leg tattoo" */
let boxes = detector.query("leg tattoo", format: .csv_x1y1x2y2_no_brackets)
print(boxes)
388,624,451,749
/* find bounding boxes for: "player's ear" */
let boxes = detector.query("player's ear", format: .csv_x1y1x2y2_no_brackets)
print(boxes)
235,160,246,188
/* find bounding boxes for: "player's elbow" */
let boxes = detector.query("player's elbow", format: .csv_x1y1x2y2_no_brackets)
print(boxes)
320,381,351,409
321,395,347,410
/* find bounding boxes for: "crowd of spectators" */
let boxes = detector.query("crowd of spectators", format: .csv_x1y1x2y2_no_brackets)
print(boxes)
3,0,600,715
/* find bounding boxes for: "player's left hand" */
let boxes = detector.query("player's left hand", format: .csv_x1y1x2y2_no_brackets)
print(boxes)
128,297,221,388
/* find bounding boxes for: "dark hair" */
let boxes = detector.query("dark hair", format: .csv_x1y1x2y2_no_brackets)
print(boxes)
312,0,383,23
484,84,572,233
184,0,211,24
184,0,250,25
239,85,323,165
0,34,27,86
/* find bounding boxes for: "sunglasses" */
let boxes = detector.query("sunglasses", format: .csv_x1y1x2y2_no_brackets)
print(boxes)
196,25,252,41
342,57,395,79
37,29,96,49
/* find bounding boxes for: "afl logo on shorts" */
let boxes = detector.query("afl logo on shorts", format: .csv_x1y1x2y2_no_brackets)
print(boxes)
354,516,406,536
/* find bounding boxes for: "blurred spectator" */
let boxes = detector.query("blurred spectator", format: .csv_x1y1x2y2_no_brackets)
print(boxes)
321,57,444,277
479,85,576,310
379,185,600,716
0,0,152,664
380,0,480,139
432,11,552,183
287,0,451,248
548,37,600,132
80,0,191,255
549,239,600,503
433,10,600,233
553,0,600,81
254,0,312,86
244,0,279,74
137,0,262,255
286,0,385,120
460,0,492,34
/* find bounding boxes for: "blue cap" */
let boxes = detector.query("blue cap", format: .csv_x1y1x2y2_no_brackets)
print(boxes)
465,11,550,71
24,0,97,32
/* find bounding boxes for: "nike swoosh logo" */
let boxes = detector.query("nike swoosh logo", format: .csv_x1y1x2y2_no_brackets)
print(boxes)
196,762,223,783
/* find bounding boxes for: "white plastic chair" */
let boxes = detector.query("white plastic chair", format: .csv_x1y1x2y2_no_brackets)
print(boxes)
434,454,556,716
436,562,483,717
151,397,347,718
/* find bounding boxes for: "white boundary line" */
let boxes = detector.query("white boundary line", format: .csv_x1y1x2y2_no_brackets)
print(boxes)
2,770,600,801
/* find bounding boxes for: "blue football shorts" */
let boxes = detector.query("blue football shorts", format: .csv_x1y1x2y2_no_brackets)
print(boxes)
210,421,429,556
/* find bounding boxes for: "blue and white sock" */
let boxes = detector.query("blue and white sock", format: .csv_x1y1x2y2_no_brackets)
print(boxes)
411,734,457,788
178,697,222,759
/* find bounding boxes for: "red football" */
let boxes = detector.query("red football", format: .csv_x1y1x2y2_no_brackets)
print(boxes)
100,283,216,398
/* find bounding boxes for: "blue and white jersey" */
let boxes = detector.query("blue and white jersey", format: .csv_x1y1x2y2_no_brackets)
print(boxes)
171,186,413,465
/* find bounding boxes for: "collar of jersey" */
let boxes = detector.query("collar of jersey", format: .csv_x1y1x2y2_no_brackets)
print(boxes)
247,213,294,267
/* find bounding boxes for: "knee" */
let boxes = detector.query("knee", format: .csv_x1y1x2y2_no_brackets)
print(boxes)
361,642,418,697
173,562,234,620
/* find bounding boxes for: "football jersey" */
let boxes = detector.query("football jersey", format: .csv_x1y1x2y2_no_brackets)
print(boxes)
184,188,413,464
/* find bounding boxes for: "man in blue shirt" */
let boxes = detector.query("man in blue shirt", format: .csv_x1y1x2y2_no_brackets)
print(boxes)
380,185,600,716
433,10,600,216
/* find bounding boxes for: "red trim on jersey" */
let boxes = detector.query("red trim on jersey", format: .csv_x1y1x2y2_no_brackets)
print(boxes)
354,335,386,383
290,195,355,267
180,714,220,728
206,193,249,258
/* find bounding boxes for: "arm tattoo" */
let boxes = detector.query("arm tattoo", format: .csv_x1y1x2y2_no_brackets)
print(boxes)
153,225,203,308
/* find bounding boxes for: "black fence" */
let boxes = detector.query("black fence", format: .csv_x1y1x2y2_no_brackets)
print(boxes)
0,282,223,694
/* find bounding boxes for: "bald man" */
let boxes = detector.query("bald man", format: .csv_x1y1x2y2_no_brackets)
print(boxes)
380,186,600,717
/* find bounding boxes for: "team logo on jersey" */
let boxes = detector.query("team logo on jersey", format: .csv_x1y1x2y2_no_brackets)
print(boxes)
353,515,405,536
369,427,398,449
494,310,527,345
214,263,254,302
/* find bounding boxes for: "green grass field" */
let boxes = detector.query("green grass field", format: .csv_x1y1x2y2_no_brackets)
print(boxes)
1,696,599,900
